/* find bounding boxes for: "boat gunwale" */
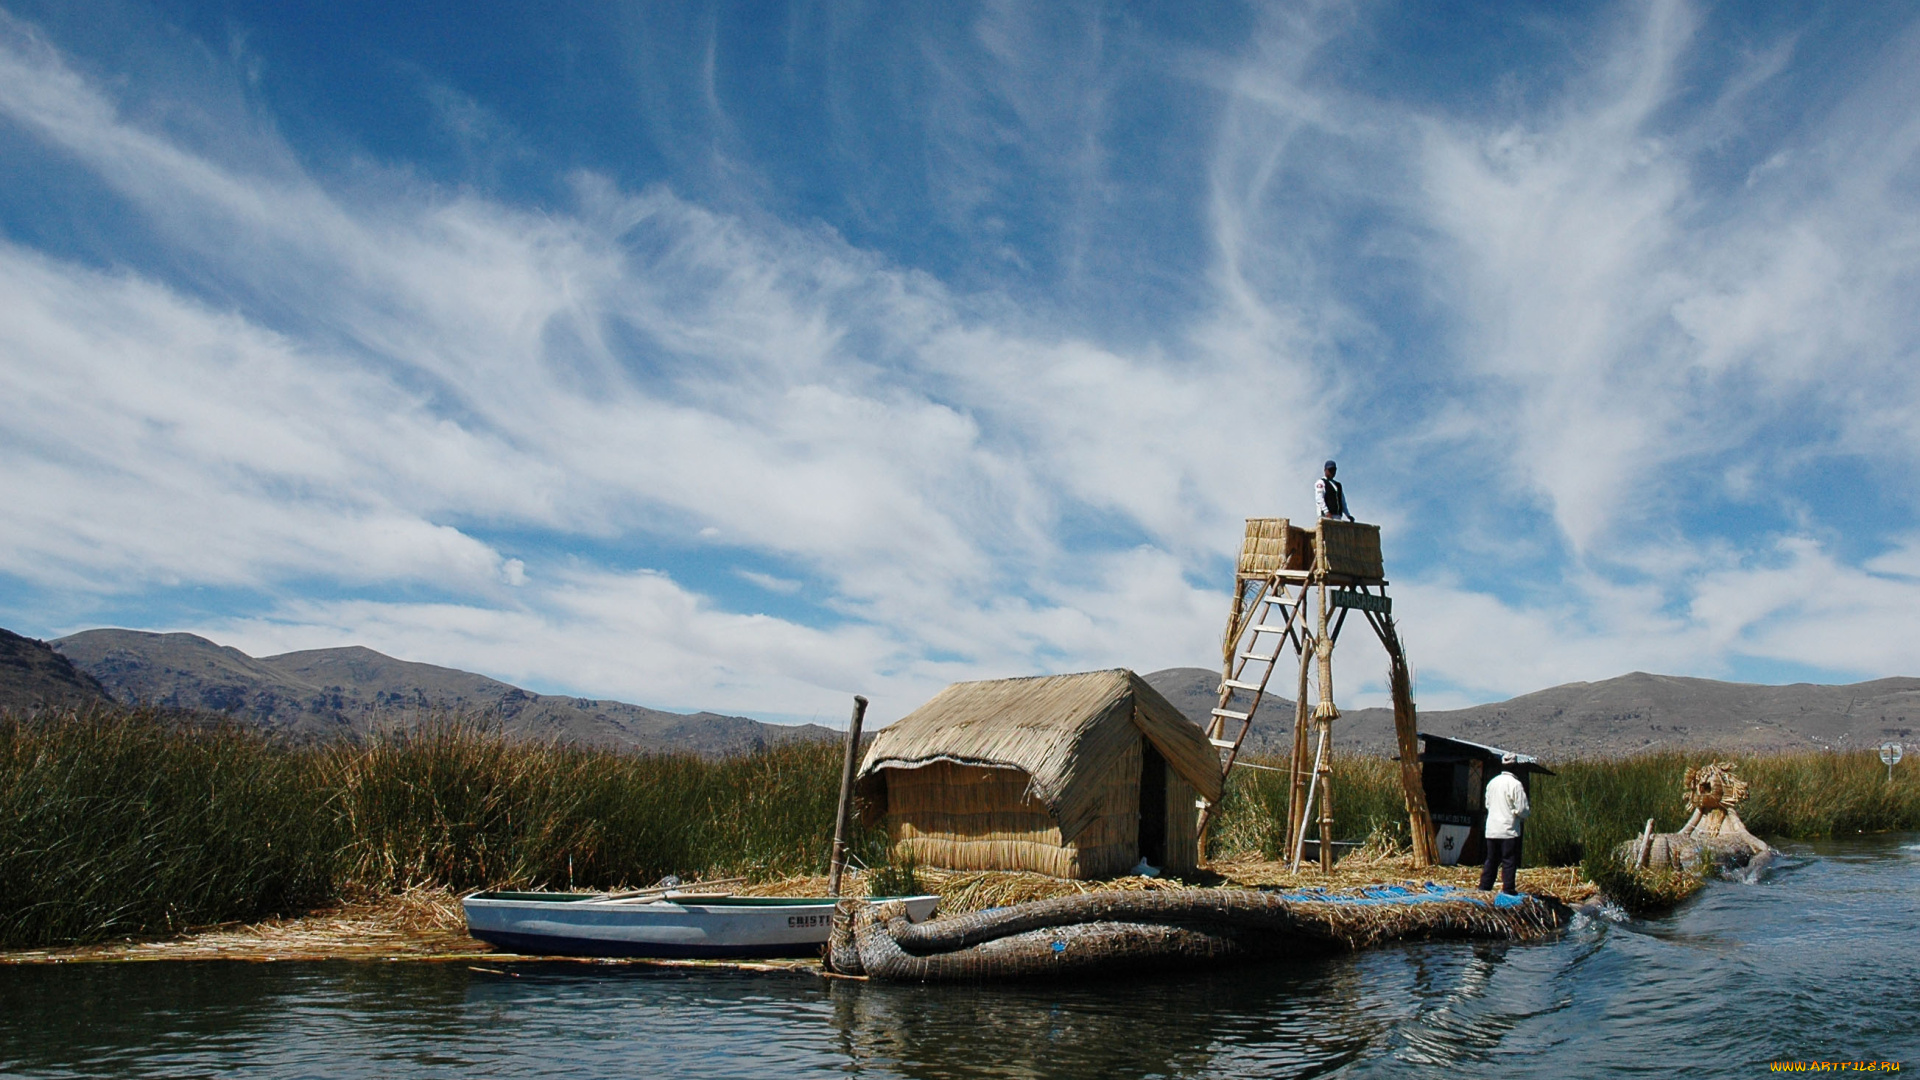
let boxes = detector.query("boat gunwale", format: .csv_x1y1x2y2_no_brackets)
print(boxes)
464,892,940,910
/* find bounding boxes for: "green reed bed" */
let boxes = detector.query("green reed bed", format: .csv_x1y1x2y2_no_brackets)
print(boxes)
1206,754,1408,859
1206,747,1920,873
7,706,1918,947
0,706,862,948
1528,749,1920,873
0,708,333,946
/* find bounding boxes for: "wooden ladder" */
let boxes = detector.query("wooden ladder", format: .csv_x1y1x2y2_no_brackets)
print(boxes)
1196,574,1308,837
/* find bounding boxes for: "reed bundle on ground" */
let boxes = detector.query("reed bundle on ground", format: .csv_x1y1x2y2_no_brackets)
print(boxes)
829,885,1572,982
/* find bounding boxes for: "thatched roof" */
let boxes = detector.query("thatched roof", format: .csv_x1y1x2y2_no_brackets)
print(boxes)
856,669,1224,841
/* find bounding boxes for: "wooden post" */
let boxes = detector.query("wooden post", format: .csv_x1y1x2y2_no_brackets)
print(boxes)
826,695,869,898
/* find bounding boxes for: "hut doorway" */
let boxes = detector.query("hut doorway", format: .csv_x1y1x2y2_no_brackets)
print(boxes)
1138,738,1167,868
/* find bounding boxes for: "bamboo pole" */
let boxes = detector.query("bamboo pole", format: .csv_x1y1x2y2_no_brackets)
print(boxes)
826,695,869,898
1375,616,1437,868
1316,713,1336,872
1291,717,1331,871
1284,637,1314,858
1309,580,1340,873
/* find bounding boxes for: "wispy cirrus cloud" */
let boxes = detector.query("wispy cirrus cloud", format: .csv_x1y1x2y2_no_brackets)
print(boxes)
0,10,1252,719
2,1,1920,728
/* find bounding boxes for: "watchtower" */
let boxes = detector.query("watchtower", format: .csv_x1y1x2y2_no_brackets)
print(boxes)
1197,518,1437,870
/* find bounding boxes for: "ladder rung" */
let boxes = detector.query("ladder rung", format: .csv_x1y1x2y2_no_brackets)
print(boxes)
1247,624,1287,635
1237,651,1278,663
1221,679,1264,692
1209,738,1238,749
1210,708,1250,721
1261,595,1295,605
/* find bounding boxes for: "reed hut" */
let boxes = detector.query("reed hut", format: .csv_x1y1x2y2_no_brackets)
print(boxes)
855,670,1224,879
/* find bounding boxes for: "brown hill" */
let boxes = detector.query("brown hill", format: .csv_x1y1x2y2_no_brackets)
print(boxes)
1142,667,1920,759
0,628,113,713
51,629,836,757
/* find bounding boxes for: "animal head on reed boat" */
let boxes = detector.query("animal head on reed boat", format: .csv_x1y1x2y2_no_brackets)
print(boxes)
1683,761,1748,811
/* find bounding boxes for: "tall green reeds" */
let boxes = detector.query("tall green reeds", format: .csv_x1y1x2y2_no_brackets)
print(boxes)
1206,755,1409,859
0,708,333,945
1206,748,1920,870
0,707,864,948
6,705,1917,948
1530,749,1920,871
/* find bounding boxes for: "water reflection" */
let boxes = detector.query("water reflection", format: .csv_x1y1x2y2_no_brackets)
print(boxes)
824,954,1391,1079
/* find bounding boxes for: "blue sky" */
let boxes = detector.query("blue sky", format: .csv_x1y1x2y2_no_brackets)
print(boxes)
3,0,1919,725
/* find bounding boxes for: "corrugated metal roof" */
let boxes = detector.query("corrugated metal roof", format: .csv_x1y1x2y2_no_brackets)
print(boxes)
1417,733,1556,775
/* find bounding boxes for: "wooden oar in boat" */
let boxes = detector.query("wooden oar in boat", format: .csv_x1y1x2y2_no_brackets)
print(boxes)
586,876,748,904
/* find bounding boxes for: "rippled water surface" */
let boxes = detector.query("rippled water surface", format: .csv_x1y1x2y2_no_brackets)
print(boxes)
4,835,1916,1078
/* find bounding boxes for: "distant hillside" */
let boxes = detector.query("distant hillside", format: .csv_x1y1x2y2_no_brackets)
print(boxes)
51,629,836,757
1143,666,1920,758
0,628,112,714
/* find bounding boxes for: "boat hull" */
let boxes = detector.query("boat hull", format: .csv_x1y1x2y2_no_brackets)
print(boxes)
462,892,940,959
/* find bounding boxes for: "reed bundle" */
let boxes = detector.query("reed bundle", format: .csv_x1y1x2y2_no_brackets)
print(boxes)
1238,518,1311,575
838,885,1573,981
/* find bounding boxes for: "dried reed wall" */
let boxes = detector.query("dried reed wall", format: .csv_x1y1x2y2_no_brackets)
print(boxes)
881,738,1202,879
1238,518,1311,576
1315,520,1383,580
885,755,1140,879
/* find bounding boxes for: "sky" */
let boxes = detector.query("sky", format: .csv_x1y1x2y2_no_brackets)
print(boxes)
3,0,1920,726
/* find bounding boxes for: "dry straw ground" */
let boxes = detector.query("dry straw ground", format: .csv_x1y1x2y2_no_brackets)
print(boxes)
4,840,1595,964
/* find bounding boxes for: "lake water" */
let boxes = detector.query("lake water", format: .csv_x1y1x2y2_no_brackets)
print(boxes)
3,834,1915,1078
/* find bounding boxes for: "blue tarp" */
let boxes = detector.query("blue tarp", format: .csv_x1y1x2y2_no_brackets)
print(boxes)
1272,882,1528,908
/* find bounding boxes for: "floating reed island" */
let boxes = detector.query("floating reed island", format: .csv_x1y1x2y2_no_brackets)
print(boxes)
2,701,1914,968
829,884,1572,982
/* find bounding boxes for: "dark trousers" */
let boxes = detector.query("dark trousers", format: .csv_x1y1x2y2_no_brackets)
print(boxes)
1479,835,1521,894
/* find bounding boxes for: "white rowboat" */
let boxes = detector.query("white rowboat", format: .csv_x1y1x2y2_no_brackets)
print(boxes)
462,891,940,959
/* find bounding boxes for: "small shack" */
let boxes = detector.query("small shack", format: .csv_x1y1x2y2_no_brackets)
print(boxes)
855,670,1224,879
1417,734,1554,866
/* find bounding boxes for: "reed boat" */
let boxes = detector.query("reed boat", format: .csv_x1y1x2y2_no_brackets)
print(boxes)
462,890,940,959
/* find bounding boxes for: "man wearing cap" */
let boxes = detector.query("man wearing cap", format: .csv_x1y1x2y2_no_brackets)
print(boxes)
1315,460,1353,522
1480,753,1530,894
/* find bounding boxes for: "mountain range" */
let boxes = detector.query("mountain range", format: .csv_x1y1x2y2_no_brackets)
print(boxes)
1141,667,1919,758
0,627,111,714
4,624,1913,759
40,629,836,757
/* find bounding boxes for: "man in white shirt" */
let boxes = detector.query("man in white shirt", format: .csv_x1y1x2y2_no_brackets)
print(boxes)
1315,460,1353,522
1479,752,1530,894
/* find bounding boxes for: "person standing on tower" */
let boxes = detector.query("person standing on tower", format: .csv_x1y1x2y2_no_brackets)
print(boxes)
1315,460,1354,522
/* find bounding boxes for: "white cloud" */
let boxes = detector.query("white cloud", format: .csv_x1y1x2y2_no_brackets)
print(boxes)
5,2,1920,725
0,15,1299,714
735,569,802,595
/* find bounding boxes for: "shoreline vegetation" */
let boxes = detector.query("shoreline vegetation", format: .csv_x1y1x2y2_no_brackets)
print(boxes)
3,705,1916,951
